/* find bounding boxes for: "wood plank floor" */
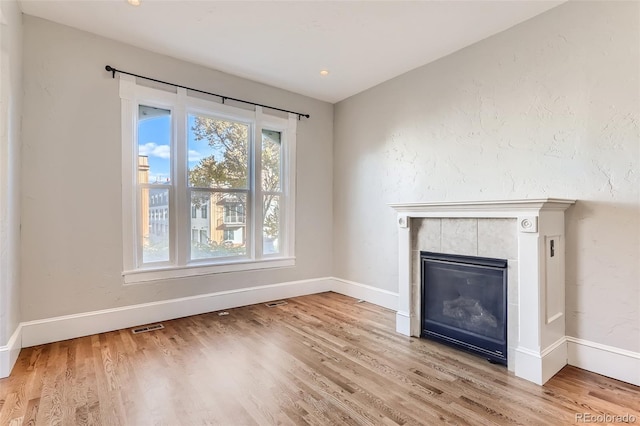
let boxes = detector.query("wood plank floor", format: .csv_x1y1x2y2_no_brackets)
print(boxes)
1,292,638,425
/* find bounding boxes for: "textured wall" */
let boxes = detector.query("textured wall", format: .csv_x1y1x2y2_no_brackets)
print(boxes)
334,1,639,352
0,0,22,345
21,16,333,321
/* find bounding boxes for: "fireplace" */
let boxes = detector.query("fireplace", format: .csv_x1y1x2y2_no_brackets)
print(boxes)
421,251,507,364
390,199,575,385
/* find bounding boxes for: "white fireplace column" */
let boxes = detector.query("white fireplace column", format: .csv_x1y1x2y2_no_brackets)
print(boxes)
390,199,575,385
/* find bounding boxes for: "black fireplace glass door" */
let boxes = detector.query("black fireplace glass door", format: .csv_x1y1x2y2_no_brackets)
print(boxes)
421,252,507,364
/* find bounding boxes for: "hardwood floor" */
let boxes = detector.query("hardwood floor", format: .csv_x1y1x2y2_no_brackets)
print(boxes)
1,292,638,425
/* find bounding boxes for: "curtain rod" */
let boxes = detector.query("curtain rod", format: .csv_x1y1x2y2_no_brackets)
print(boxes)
105,65,310,120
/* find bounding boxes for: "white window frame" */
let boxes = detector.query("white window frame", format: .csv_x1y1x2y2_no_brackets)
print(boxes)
119,75,296,284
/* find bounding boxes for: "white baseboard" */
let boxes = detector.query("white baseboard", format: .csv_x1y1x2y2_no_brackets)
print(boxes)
22,277,334,348
541,337,568,384
513,337,568,385
0,324,22,378
514,346,543,385
330,277,398,311
395,311,410,336
20,276,398,349
567,337,640,386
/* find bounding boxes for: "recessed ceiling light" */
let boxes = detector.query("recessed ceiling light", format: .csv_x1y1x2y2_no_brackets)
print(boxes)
319,70,330,77
127,0,141,6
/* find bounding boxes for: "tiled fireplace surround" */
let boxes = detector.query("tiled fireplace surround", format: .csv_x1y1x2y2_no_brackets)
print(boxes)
390,199,575,385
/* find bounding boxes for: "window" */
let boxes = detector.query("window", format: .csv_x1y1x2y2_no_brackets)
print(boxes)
223,229,236,241
223,203,244,224
119,75,296,283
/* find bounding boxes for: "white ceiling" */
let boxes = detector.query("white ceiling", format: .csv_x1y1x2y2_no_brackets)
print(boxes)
19,0,564,103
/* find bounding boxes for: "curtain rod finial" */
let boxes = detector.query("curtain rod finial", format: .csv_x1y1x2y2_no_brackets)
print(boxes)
105,65,116,78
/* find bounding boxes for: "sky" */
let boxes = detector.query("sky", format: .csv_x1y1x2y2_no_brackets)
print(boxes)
138,114,215,183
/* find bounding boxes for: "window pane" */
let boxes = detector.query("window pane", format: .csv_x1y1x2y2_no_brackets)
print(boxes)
188,115,249,189
190,191,247,260
263,195,280,255
141,187,170,263
138,105,171,184
262,130,281,192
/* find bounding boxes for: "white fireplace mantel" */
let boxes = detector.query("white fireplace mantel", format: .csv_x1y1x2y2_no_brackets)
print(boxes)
390,198,575,385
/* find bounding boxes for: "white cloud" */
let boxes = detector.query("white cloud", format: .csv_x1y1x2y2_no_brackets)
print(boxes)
139,143,204,163
149,174,170,183
188,150,203,162
139,142,170,159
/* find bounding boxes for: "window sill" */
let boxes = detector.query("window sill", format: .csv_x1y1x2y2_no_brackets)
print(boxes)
122,257,295,284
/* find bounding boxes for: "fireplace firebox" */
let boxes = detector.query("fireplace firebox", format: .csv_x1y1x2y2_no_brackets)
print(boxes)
421,251,507,365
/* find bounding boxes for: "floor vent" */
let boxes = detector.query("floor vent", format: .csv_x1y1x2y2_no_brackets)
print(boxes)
265,300,288,308
131,323,164,334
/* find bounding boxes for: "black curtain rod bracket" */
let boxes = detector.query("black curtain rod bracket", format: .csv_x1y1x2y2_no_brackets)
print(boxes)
104,65,310,120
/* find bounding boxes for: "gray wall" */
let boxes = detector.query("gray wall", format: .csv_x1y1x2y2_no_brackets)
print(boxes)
333,1,639,352
0,0,22,345
21,16,333,321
